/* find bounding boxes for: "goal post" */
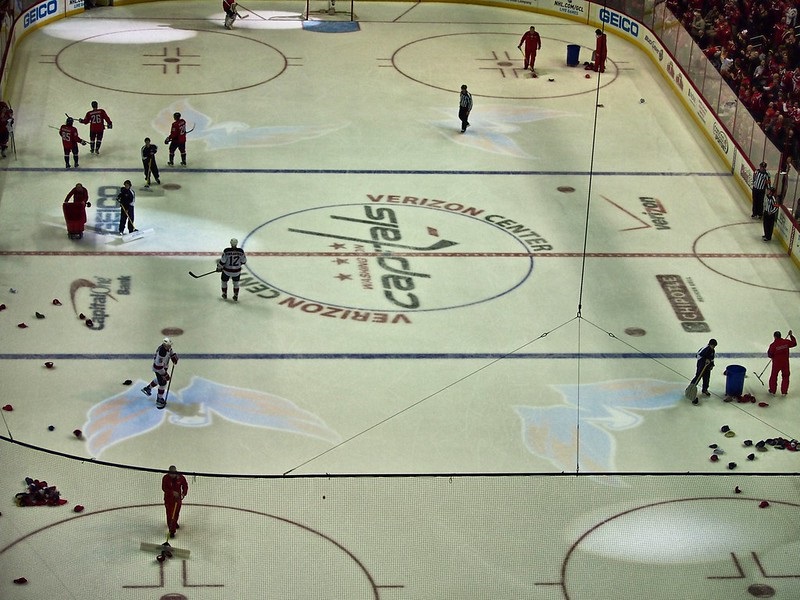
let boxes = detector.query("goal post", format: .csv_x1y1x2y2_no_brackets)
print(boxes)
303,0,355,21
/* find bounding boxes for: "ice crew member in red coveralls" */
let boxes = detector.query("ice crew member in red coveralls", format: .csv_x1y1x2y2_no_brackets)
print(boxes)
165,112,187,166
517,26,542,76
64,183,91,207
78,101,112,154
586,28,607,72
768,329,797,395
0,101,13,158
59,117,86,169
161,465,188,538
141,337,180,409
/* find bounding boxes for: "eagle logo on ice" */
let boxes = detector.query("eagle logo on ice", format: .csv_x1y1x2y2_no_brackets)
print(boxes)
154,100,345,151
82,376,341,457
515,379,684,475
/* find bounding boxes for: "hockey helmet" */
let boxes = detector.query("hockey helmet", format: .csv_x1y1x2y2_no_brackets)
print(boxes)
66,117,73,125
230,238,238,247
173,112,181,119
162,337,172,348
91,101,98,109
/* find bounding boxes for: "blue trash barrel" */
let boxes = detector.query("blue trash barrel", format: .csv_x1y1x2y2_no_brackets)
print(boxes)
725,365,746,396
567,44,581,66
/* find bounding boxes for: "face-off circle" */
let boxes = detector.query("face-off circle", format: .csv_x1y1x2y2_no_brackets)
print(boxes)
55,30,287,96
0,503,392,597
244,203,536,312
551,497,800,599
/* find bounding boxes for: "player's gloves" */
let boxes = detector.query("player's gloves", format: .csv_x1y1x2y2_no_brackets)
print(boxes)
81,140,87,146
107,123,112,129
164,137,171,145
171,355,179,364
86,201,91,208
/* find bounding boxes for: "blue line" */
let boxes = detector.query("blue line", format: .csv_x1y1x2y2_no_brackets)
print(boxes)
0,167,732,177
0,352,765,360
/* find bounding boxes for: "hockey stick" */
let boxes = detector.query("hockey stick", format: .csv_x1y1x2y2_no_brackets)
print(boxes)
10,131,15,160
185,124,195,134
65,112,74,120
158,362,175,411
189,269,217,279
237,3,266,19
754,360,771,386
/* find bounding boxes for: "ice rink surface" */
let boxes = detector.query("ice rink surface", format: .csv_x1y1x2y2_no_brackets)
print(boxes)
1,1,800,598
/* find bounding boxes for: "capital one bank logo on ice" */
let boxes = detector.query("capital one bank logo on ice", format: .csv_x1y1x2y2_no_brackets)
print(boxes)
241,197,552,322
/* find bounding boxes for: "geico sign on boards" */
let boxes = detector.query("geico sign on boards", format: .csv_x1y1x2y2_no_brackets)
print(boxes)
599,8,639,36
24,0,58,28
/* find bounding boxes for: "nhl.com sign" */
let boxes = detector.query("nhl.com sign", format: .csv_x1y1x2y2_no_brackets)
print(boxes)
24,0,58,28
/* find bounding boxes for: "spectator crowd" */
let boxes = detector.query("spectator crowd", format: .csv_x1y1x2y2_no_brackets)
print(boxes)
667,0,800,164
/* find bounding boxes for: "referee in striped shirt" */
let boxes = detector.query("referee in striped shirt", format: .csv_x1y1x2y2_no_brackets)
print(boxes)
459,84,472,133
752,161,771,219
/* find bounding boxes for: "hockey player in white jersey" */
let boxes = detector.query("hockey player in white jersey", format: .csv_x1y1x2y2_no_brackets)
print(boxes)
217,238,247,301
141,337,180,409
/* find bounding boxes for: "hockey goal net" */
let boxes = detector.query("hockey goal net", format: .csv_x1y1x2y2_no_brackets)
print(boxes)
303,0,355,21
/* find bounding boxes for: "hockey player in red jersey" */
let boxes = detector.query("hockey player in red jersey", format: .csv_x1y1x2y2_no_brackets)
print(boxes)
78,101,112,154
517,26,542,76
164,112,187,166
58,117,86,169
217,238,247,301
142,337,180,409
0,101,13,158
223,0,242,29
768,330,797,395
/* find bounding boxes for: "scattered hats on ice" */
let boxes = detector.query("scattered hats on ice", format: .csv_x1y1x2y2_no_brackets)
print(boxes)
710,454,719,462
73,505,84,513
725,431,736,438
734,486,742,494
743,440,753,446
79,313,85,320
48,425,55,431
0,303,6,311
123,379,132,385
44,362,54,369
52,298,62,306
35,312,45,319
721,425,730,432
727,462,737,470
17,322,27,328
13,577,27,585
747,453,756,461
85,319,94,328
73,429,82,439
2,404,12,411
759,500,770,508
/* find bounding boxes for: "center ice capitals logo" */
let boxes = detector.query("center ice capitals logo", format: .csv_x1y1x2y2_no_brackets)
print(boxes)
243,198,552,317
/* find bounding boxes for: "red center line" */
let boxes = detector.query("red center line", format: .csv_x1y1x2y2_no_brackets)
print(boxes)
0,251,787,258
